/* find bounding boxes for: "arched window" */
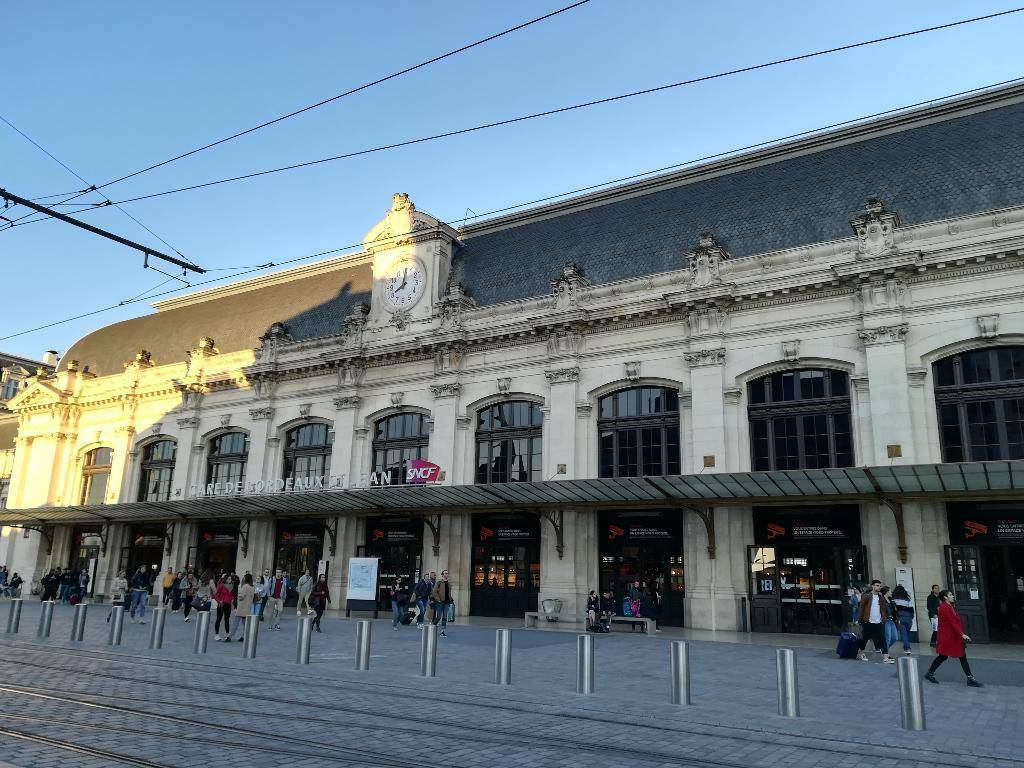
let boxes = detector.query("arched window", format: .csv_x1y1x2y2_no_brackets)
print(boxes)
283,423,333,482
137,440,176,502
475,401,543,484
598,386,680,478
207,431,249,487
747,369,852,471
372,413,429,484
933,346,1024,461
81,447,112,505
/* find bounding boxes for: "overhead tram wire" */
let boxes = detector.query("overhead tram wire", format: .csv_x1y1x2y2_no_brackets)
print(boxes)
2,73,1022,343
7,5,1019,217
15,0,593,219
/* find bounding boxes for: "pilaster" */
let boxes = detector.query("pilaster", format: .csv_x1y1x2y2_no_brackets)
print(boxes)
544,367,579,479
684,349,726,472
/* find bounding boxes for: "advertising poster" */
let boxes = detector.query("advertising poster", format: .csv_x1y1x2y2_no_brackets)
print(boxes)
894,566,917,632
345,557,380,602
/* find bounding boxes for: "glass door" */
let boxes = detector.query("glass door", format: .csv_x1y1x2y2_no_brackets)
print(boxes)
945,545,990,642
471,543,539,618
777,546,846,634
749,546,781,632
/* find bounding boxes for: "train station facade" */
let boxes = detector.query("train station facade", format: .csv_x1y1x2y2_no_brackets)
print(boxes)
3,83,1024,640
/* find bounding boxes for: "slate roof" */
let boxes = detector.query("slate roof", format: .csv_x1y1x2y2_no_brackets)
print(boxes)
60,263,372,376
457,96,1024,305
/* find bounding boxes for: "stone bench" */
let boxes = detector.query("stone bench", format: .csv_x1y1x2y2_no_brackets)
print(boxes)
609,615,657,634
524,611,563,628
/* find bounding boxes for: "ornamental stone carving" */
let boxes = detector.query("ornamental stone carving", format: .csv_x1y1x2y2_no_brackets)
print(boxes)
575,402,593,418
683,348,726,367
333,396,361,410
177,417,200,429
251,376,278,400
254,322,290,363
851,198,900,259
624,361,641,382
341,304,369,348
544,367,580,384
497,377,511,394
781,340,801,363
858,324,909,346
389,309,412,331
856,278,908,313
248,407,275,421
687,307,729,337
298,404,312,418
390,392,404,407
977,314,1000,339
546,329,585,359
551,263,590,310
438,284,476,331
686,232,729,289
219,414,232,427
433,344,465,376
336,361,365,388
430,383,462,399
150,423,163,435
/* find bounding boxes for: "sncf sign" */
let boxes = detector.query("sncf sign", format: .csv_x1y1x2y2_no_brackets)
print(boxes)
407,459,442,484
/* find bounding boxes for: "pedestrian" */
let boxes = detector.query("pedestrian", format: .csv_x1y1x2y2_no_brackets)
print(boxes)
856,580,895,664
925,589,983,687
265,568,289,630
106,570,128,623
598,590,616,626
179,569,198,621
8,572,23,598
295,568,314,616
640,586,663,632
128,566,151,624
891,585,915,655
430,569,453,637
626,579,643,617
414,571,435,628
309,574,330,632
77,568,90,602
389,578,409,630
586,590,600,629
188,569,214,621
849,586,862,627
169,571,183,612
40,570,56,602
927,584,941,648
257,568,271,621
226,573,255,641
213,573,234,641
881,586,899,651
160,567,175,605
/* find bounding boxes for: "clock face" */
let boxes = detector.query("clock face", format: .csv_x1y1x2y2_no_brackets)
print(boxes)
382,260,426,310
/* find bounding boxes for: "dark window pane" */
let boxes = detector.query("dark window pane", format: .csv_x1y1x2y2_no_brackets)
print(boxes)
666,426,680,475
962,350,994,385
799,370,826,400
966,401,1001,460
748,380,766,405
664,389,679,413
751,419,770,471
617,430,638,477
830,372,849,397
773,417,799,470
1003,399,1024,460
600,430,614,478
599,395,615,419
641,427,663,476
934,358,956,387
476,441,489,484
938,404,964,462
832,413,853,467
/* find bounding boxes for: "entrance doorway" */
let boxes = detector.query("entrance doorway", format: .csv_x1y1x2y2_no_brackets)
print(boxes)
68,526,102,598
194,524,239,576
599,510,685,627
749,506,864,635
470,514,539,618
946,503,1024,643
363,517,423,610
274,520,324,606
121,524,165,586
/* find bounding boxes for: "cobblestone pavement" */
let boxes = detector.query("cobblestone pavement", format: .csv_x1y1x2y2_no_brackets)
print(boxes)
0,600,1020,767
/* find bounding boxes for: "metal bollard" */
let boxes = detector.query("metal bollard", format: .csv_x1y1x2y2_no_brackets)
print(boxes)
420,623,438,677
148,607,167,649
242,614,259,659
37,601,54,638
897,656,926,731
108,606,125,645
355,619,372,671
576,634,595,695
669,640,691,705
193,611,210,654
70,602,88,641
494,629,512,685
776,648,800,717
296,616,313,665
6,599,23,634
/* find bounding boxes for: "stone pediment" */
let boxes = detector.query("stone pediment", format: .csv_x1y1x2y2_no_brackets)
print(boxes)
362,193,458,253
6,379,66,410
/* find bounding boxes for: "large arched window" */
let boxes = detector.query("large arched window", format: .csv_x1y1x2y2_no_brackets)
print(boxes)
137,440,176,502
475,401,543,484
747,368,852,471
207,431,249,487
81,447,112,505
598,386,680,478
933,346,1024,462
372,413,429,484
283,423,333,482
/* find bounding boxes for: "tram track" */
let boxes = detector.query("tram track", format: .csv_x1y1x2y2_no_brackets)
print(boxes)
0,643,1013,768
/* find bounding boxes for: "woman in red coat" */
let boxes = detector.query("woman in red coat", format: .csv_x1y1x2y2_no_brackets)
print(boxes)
925,590,983,687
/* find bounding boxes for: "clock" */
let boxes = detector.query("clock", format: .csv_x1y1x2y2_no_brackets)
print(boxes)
381,259,426,310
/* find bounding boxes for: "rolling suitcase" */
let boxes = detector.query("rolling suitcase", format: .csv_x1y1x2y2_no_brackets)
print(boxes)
836,631,859,659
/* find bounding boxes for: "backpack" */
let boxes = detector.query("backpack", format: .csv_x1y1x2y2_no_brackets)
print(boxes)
621,599,633,617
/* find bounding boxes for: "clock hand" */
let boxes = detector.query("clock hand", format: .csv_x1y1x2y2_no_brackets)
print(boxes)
398,268,408,290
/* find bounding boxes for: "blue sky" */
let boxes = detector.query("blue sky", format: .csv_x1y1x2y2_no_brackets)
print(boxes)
2,1,1022,361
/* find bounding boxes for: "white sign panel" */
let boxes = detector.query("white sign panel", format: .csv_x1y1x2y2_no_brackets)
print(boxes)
894,566,917,632
346,557,379,602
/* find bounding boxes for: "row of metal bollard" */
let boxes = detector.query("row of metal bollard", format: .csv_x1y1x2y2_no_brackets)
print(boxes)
7,599,925,730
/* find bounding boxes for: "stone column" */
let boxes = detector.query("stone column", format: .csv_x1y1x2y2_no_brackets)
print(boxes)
859,324,914,464
537,508,597,620
109,426,136,502
425,511,472,615
906,367,933,463
722,387,743,472
684,348,726,472
543,367,579,479
850,375,873,467
246,407,276,481
331,396,361,485
428,383,461,482
174,416,201,495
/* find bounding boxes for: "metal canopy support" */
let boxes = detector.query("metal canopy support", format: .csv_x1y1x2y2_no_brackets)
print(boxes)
14,524,54,555
324,517,338,556
238,519,251,558
420,514,441,556
536,508,565,559
164,521,175,555
880,498,908,564
685,506,716,559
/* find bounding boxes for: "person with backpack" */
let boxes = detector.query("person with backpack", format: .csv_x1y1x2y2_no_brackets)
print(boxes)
856,580,895,664
430,570,453,637
891,585,915,655
625,580,643,618
925,589,983,687
128,566,151,623
414,572,435,628
389,579,409,630
880,586,899,652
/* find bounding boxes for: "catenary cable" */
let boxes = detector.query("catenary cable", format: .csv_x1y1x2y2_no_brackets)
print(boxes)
0,74,1021,343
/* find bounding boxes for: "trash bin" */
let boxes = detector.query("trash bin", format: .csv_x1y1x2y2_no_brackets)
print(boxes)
541,598,563,622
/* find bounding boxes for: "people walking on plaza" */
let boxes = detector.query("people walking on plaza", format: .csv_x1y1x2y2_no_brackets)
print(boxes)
265,568,289,630
106,570,128,623
856,580,895,663
927,584,941,647
295,568,314,616
59,568,75,603
430,569,453,637
925,589,983,687
256,569,271,621
213,573,234,641
389,578,409,630
160,567,175,605
169,571,184,611
179,569,198,620
309,574,330,632
77,568,90,602
891,585,915,655
880,586,899,651
187,569,213,622
849,586,862,627
128,566,151,623
226,573,255,641
7,572,22,598
414,571,435,628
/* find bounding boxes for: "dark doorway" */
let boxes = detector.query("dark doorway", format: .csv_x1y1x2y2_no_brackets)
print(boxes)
68,525,102,598
599,510,685,627
470,514,539,618
126,524,165,585
363,516,422,610
195,524,239,576
274,520,324,606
